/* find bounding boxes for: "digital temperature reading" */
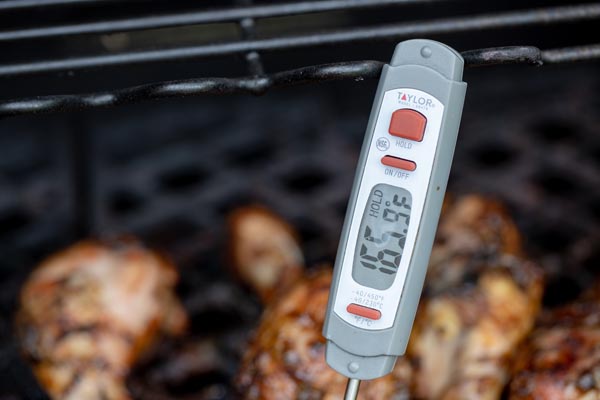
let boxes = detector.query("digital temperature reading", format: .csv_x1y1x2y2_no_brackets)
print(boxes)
352,184,412,290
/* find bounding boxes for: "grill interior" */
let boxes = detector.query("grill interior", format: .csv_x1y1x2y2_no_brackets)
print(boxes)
1,0,600,399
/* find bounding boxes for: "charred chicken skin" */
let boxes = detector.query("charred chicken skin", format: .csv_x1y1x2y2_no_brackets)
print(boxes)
236,268,412,400
231,207,411,398
509,283,600,400
17,240,188,400
408,195,544,400
235,195,544,400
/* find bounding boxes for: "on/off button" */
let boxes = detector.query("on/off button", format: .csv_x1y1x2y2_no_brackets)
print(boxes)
381,155,416,171
389,109,427,142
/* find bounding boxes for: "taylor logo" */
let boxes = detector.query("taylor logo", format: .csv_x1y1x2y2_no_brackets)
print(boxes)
398,92,434,108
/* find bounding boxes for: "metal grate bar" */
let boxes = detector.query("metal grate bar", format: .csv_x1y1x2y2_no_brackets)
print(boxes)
1,3,599,77
0,0,443,42
237,0,265,76
542,43,600,63
0,0,115,11
1,44,598,118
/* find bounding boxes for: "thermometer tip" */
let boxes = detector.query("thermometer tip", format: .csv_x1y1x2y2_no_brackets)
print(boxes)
344,378,361,400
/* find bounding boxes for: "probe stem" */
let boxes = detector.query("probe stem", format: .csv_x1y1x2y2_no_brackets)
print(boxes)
344,378,361,400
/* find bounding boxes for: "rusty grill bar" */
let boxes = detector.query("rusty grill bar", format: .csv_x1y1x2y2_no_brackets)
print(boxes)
0,1,600,117
1,45,593,118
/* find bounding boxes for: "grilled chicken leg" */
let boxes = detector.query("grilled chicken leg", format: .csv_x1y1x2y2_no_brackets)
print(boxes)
509,282,600,400
17,240,188,400
228,206,304,303
236,268,412,400
408,195,544,400
234,196,543,400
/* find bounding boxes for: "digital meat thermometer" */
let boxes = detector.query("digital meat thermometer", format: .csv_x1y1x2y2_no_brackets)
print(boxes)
323,39,467,398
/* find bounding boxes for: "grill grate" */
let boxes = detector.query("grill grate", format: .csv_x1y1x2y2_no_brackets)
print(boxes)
0,1,599,116
1,65,600,399
0,1,599,399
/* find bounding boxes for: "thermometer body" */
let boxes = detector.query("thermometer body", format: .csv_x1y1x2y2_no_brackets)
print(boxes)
323,39,467,380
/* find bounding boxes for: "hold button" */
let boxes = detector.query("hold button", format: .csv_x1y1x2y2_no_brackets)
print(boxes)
389,109,427,142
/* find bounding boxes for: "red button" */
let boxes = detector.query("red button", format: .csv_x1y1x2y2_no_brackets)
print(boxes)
347,303,381,320
389,109,427,142
381,155,416,171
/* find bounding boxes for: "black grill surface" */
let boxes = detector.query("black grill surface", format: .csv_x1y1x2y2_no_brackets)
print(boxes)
0,63,599,399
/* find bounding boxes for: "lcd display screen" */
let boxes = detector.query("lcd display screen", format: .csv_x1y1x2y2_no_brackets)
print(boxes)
352,184,412,290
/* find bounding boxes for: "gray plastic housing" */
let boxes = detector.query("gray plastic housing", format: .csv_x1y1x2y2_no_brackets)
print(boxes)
323,39,467,380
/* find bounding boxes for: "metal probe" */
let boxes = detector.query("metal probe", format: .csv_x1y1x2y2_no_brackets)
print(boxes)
344,378,361,400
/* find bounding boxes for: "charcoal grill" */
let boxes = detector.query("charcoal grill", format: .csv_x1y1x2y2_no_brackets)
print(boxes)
0,0,599,399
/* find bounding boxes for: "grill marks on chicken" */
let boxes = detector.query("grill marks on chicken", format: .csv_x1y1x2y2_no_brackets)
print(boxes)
234,196,544,400
17,241,188,400
409,196,544,400
509,284,600,400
